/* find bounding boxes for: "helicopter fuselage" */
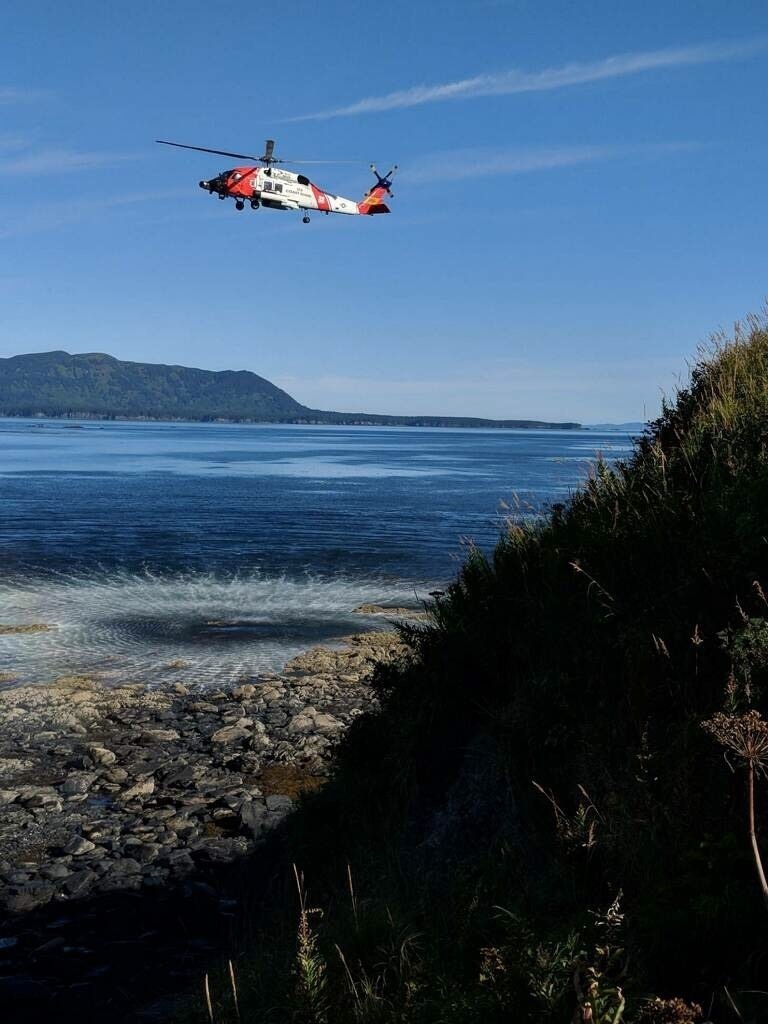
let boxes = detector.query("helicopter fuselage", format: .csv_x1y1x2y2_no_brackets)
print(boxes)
200,165,383,216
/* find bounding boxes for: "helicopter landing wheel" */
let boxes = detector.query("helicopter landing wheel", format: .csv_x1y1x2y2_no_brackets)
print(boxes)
302,215,310,224
250,200,259,210
235,200,245,211
218,193,226,200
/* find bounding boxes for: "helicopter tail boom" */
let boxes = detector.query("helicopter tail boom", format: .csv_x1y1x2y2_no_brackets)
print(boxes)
358,184,391,215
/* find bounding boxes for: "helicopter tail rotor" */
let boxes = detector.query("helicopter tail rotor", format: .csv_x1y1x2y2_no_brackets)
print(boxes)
369,163,398,191
359,162,397,215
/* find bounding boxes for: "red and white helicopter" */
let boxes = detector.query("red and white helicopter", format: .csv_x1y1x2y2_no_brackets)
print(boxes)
156,138,397,223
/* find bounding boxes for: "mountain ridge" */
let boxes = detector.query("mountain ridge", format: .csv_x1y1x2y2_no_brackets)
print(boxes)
0,351,581,429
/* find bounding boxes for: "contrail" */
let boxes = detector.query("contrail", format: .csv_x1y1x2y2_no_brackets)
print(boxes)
287,39,766,121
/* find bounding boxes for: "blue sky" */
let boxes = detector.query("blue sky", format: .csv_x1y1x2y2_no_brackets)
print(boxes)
1,0,766,422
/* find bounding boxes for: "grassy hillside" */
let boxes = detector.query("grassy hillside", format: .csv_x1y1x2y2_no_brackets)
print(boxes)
194,316,768,1023
0,351,580,428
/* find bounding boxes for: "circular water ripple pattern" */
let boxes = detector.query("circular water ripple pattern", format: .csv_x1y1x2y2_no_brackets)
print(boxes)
0,570,430,687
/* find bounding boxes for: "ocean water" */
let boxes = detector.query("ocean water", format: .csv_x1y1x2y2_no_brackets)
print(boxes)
0,419,634,686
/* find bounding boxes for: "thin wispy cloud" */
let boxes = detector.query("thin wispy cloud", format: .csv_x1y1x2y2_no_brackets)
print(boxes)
0,135,31,151
403,142,699,183
287,39,766,121
0,87,47,105
0,189,188,240
0,148,139,175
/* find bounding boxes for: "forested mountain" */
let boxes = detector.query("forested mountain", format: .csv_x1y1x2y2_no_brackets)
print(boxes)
0,351,580,429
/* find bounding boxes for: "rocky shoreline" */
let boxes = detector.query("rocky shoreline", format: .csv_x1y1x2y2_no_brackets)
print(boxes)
0,628,407,918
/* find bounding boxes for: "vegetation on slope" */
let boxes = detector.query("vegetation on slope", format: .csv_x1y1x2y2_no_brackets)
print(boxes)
0,351,579,428
192,316,768,1023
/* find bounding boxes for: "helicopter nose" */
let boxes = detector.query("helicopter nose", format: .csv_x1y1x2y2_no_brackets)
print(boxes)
199,180,210,190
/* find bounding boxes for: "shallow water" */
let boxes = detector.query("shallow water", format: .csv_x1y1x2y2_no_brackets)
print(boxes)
0,419,634,685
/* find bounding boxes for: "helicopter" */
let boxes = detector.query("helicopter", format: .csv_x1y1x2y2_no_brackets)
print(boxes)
156,138,397,224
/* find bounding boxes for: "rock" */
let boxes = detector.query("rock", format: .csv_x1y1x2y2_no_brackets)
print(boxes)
108,857,141,876
40,863,72,881
135,843,162,863
3,885,54,912
163,764,197,788
190,837,247,863
288,709,316,735
266,795,294,815
63,836,96,856
0,623,54,634
140,729,180,744
62,773,96,796
190,701,219,713
171,681,190,694
87,745,117,766
0,790,19,807
232,684,256,701
239,800,268,838
21,787,61,809
63,869,97,897
120,777,155,801
313,713,343,737
165,849,195,874
353,603,425,618
211,722,251,745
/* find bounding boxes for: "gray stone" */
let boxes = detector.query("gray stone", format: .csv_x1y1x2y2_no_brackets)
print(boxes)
109,857,141,875
40,863,72,881
62,773,96,795
135,842,161,863
4,886,54,912
140,728,180,744
288,709,316,735
239,800,268,838
266,794,294,814
120,777,155,801
0,790,19,807
63,836,96,856
313,713,343,737
210,722,251,745
63,869,97,897
21,788,61,809
190,837,247,863
87,745,117,766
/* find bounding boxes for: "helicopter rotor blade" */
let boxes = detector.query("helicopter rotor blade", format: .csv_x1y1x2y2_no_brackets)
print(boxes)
272,158,359,165
157,140,360,167
156,140,261,161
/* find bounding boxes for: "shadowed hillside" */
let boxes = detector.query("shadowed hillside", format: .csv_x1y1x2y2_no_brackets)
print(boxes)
0,351,580,429
190,315,768,1023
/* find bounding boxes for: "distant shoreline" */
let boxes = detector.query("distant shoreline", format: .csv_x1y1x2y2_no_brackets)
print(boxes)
0,411,584,430
0,351,581,430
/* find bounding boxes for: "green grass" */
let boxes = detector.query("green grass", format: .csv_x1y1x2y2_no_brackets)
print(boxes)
181,314,768,1023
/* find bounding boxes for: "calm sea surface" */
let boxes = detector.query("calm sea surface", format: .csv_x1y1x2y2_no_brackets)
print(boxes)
0,419,634,686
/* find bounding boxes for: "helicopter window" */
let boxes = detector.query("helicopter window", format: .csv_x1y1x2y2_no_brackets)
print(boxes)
264,181,272,191
274,183,283,193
